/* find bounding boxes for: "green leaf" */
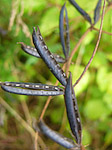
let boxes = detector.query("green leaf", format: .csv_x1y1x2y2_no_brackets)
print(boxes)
70,65,90,96
84,99,111,120
23,0,47,13
40,7,59,36
82,128,92,146
104,130,112,146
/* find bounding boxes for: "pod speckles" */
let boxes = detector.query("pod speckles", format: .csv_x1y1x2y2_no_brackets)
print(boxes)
1,85,64,96
32,26,67,86
19,42,66,63
0,82,63,91
64,73,82,144
38,120,80,149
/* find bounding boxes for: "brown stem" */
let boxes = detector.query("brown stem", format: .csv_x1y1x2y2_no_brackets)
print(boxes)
93,27,112,36
66,27,92,76
39,64,66,120
73,0,106,87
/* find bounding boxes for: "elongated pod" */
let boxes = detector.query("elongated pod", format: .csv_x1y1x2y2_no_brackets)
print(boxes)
64,73,82,144
18,42,66,63
1,86,64,96
94,0,102,24
32,27,67,86
68,0,92,24
0,82,63,91
59,3,70,59
38,120,80,149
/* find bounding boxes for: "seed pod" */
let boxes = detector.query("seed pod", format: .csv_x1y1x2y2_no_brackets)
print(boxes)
1,85,64,96
38,120,80,149
64,73,82,144
18,42,66,63
32,26,67,86
0,82,63,91
94,0,102,24
68,0,92,24
59,3,70,59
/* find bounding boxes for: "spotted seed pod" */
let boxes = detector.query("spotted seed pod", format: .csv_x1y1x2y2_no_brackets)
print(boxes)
1,85,64,96
32,26,67,86
18,42,66,63
94,0,102,24
0,82,63,91
59,3,70,59
38,120,80,149
64,73,82,144
68,0,92,24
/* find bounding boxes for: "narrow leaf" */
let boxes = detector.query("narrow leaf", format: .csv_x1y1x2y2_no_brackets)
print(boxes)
64,73,82,144
18,42,66,63
38,120,80,149
32,26,67,86
94,0,102,24
68,0,92,24
1,86,64,96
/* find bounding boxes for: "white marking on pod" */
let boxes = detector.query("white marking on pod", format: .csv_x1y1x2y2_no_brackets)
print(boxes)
56,55,60,58
27,46,30,49
75,106,77,110
63,73,66,77
15,84,20,87
45,86,49,89
56,64,60,67
39,36,43,40
77,118,80,122
35,85,40,88
54,87,59,91
44,45,48,49
5,83,10,86
25,84,30,87
50,55,54,58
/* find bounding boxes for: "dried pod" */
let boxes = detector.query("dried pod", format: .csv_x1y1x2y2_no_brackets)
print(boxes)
18,42,66,63
38,120,80,149
32,26,67,86
59,3,70,59
1,85,64,96
64,73,82,144
94,0,102,24
68,0,92,24
0,82,63,91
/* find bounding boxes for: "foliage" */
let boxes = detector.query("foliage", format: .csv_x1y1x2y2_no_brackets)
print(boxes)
0,0,112,150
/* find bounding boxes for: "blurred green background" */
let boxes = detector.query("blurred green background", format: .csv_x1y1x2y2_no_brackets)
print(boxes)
0,0,112,150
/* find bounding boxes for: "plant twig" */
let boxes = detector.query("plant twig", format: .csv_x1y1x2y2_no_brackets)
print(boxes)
66,27,92,75
39,64,66,120
73,0,106,87
0,97,46,149
93,27,112,36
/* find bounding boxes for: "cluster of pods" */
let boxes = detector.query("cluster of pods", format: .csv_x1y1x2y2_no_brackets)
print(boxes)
0,0,102,149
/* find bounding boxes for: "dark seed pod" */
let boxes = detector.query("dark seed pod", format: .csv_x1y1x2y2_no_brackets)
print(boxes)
64,73,82,144
94,0,102,24
18,42,66,63
65,6,70,58
59,3,70,59
0,82,63,91
52,54,66,63
18,42,40,58
68,0,92,24
1,85,64,96
38,120,80,149
32,26,67,86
